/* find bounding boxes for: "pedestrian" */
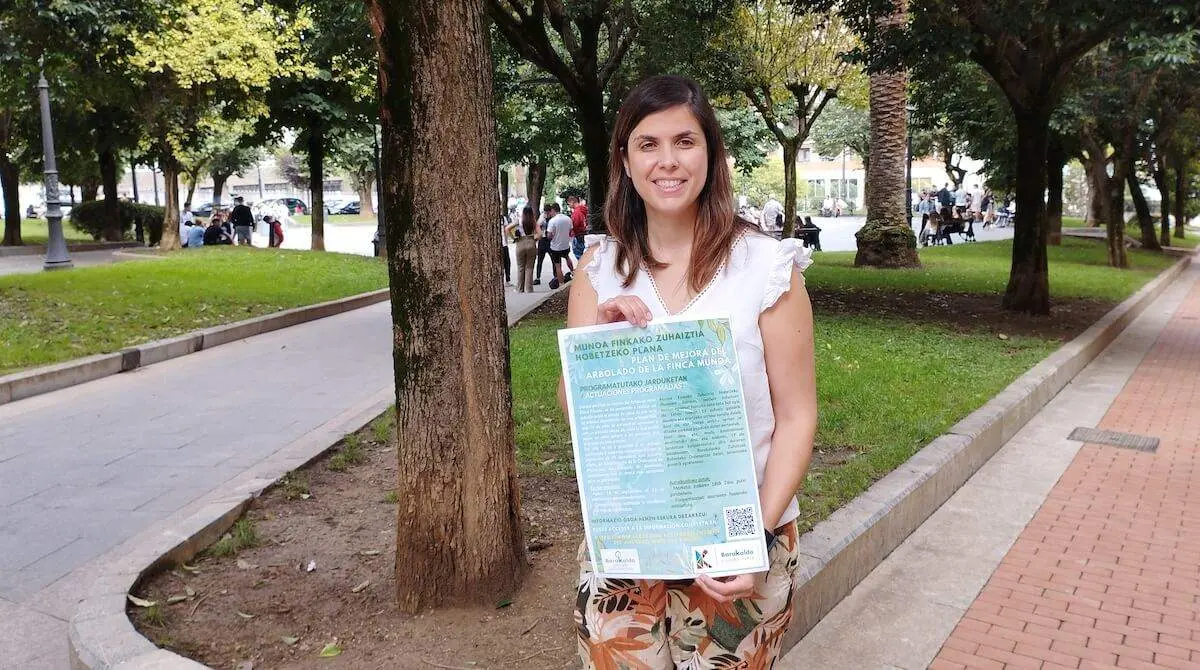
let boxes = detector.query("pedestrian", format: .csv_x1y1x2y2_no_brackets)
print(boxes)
499,208,513,285
545,202,574,288
918,192,937,238
264,215,284,248
183,218,205,248
937,183,953,210
533,203,554,286
513,205,538,292
568,195,590,260
203,217,233,245
565,74,816,668
229,196,255,247
953,185,968,218
835,197,847,217
761,194,783,233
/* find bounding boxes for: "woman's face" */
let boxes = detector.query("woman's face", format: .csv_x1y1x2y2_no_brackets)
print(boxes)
622,104,708,221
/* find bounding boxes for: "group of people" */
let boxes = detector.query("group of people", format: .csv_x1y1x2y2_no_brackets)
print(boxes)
500,194,589,292
181,196,285,249
915,183,1012,246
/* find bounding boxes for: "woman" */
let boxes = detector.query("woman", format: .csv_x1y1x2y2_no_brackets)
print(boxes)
512,205,538,292
560,75,817,668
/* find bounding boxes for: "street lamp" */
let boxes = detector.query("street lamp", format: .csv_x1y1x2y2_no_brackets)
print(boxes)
372,122,385,258
906,104,915,229
37,67,72,271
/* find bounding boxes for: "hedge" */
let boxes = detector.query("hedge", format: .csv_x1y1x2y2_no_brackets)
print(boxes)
69,200,165,245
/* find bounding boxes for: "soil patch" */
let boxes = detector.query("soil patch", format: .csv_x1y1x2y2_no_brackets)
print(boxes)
132,431,584,670
524,284,1111,342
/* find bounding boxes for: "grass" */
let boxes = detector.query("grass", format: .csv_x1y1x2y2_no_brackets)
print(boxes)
2,218,93,246
809,238,1175,303
507,235,1183,533
328,433,367,472
206,519,260,557
370,412,394,443
280,472,310,500
292,213,377,227
0,247,388,374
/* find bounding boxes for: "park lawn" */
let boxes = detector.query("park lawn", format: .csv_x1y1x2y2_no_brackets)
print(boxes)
2,218,92,246
509,313,1055,533
292,213,377,226
0,247,387,374
508,236,1184,533
808,237,1176,302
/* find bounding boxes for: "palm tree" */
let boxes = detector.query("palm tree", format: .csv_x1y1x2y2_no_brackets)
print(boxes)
853,1,920,268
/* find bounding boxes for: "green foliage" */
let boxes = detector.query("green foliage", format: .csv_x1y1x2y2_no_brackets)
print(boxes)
0,248,388,373
732,156,808,207
68,200,164,243
370,412,394,444
206,519,259,557
280,472,310,500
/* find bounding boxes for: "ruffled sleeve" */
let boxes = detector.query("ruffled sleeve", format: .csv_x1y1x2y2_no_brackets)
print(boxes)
582,234,609,284
761,238,814,313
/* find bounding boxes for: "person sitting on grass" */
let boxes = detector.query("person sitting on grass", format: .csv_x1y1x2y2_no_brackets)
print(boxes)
203,217,233,246
186,218,206,248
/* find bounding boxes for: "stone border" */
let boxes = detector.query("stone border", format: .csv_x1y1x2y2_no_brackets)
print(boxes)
0,241,142,257
64,254,1191,669
778,250,1194,653
0,288,389,407
68,387,394,669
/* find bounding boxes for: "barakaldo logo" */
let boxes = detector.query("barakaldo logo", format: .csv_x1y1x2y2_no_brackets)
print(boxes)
720,549,753,558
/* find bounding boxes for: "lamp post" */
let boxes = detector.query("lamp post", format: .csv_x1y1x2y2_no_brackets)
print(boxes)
906,105,915,229
372,122,385,258
37,68,72,271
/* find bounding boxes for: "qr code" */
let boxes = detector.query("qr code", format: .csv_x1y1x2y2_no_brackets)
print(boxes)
723,505,757,540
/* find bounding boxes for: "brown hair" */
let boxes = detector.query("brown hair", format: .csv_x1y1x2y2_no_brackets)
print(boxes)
604,75,745,292
520,205,536,236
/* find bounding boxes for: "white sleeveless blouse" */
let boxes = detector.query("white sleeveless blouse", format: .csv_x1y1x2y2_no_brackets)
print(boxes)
582,232,814,527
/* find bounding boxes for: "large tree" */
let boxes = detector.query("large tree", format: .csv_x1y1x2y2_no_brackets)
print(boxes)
368,0,526,612
720,1,864,237
853,0,920,267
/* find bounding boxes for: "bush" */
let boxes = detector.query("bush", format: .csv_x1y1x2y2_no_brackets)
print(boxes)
69,200,165,244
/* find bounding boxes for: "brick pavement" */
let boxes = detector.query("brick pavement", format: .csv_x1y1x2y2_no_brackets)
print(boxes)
932,278,1200,669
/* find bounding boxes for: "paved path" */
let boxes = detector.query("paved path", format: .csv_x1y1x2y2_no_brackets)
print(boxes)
0,249,146,277
780,259,1200,670
0,283,561,670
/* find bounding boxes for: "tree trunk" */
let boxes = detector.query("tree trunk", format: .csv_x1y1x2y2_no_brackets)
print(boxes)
1127,170,1160,251
781,139,798,238
575,91,610,232
160,158,182,251
0,151,21,246
81,179,100,202
357,175,376,217
1105,173,1127,268
1172,150,1186,240
308,124,326,251
1002,113,1051,315
499,168,509,207
525,161,546,214
184,171,199,210
1046,138,1065,245
1083,158,1105,228
98,146,122,241
1154,151,1171,247
369,0,526,613
212,173,228,210
855,61,919,268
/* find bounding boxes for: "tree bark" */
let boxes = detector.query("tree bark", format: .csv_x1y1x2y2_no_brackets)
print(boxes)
183,171,199,210
212,173,228,210
308,124,326,251
1046,138,1065,245
369,0,526,613
1002,113,1051,315
81,180,100,202
0,151,21,246
781,139,798,238
1153,150,1171,247
1172,150,1186,240
575,88,609,232
1105,172,1127,269
854,60,919,268
159,156,182,251
525,161,546,214
357,175,376,217
1127,170,1160,251
98,146,122,241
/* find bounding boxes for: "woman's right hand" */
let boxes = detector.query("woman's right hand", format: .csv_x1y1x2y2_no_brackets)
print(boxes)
596,296,653,328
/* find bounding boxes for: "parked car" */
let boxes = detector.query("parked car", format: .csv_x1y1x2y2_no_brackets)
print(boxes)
331,199,360,215
262,197,309,215
323,198,348,215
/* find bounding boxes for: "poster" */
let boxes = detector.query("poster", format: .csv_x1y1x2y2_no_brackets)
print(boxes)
558,315,768,579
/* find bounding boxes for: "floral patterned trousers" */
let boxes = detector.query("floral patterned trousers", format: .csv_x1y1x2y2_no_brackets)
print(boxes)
575,522,800,669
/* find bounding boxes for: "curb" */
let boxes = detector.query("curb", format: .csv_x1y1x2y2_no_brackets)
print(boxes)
0,241,142,257
0,288,390,407
67,387,394,670
779,251,1194,653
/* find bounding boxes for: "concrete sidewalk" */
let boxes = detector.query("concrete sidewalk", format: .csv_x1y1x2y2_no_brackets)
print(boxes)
0,283,561,670
780,260,1200,669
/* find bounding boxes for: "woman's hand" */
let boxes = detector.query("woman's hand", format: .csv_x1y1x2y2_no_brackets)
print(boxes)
695,573,756,603
596,296,653,327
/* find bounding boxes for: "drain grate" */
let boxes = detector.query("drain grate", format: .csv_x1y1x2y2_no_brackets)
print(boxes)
1069,427,1159,453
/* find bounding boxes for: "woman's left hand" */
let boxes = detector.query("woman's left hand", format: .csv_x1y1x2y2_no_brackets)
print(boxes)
695,573,756,603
